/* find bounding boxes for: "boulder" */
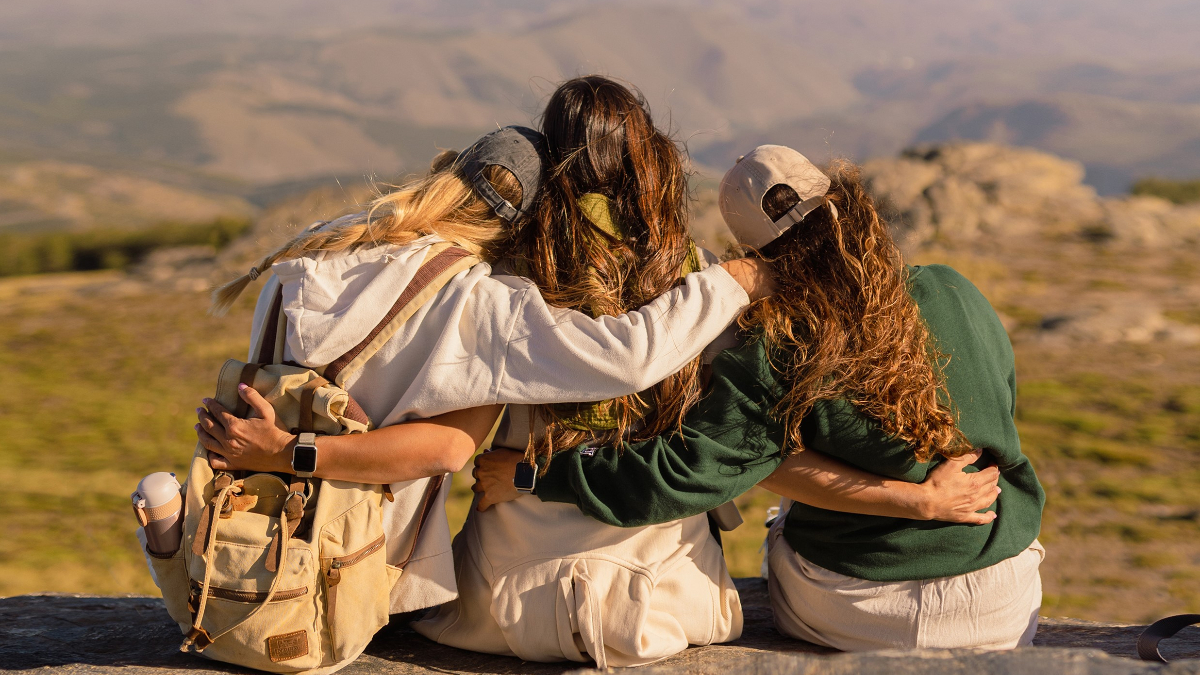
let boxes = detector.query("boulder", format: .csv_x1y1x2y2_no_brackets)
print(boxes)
128,245,218,292
1038,297,1200,345
1098,197,1200,246
863,142,1200,250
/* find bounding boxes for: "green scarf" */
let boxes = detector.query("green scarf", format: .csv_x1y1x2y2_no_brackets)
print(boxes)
552,194,701,432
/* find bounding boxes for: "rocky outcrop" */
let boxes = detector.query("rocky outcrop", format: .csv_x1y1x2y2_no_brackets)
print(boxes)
128,246,219,293
864,143,1200,249
1037,298,1200,346
4,579,1198,675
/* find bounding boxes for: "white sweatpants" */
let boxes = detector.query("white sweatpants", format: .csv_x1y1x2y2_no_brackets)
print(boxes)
766,513,1044,651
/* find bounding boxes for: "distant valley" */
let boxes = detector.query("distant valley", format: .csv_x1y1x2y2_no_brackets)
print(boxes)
1,0,1199,233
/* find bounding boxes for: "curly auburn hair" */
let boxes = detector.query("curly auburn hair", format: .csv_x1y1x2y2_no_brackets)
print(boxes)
742,159,969,463
501,75,703,462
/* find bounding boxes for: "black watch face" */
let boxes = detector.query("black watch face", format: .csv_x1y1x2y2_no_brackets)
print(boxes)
513,462,537,490
293,444,318,474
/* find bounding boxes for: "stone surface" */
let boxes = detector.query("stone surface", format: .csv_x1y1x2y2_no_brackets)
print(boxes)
4,579,1200,674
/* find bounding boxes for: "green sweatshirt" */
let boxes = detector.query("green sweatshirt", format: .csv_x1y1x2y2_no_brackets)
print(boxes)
535,264,1044,582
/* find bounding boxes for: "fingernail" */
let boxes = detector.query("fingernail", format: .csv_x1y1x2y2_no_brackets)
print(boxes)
196,408,203,414
238,383,247,390
997,487,1002,493
194,424,200,430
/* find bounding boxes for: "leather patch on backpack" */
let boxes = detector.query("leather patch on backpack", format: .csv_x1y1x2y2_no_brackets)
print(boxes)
267,630,309,662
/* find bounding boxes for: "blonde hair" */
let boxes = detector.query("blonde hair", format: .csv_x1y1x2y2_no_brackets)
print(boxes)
210,151,521,315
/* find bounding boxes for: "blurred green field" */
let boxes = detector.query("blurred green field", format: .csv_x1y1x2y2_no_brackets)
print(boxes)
0,217,251,277
1,255,1198,623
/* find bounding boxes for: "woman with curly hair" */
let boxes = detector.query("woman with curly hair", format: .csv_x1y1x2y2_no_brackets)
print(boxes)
475,145,1044,652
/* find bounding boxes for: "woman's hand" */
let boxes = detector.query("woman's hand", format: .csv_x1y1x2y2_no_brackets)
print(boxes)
196,384,294,473
471,448,527,511
719,257,775,301
916,449,1001,524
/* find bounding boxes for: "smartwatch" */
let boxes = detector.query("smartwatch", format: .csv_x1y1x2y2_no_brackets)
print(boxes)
292,433,318,478
513,461,537,494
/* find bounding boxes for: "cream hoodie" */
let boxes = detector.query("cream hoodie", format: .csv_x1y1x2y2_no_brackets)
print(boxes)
247,232,749,612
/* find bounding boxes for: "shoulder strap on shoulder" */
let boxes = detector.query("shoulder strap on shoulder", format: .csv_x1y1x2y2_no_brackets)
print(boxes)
254,283,286,365
323,243,479,386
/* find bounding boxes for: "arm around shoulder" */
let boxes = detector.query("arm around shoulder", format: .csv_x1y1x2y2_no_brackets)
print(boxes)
490,263,757,403
533,348,787,526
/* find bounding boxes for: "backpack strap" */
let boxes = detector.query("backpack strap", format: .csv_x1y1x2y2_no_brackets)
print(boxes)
254,284,286,365
395,475,445,570
323,244,478,386
249,243,478,377
1137,614,1200,662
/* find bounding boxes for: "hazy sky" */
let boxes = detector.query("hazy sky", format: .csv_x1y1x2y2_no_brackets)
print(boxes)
2,0,1199,67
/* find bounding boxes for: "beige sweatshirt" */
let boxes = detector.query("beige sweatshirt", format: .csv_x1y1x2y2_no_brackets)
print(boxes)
248,233,749,612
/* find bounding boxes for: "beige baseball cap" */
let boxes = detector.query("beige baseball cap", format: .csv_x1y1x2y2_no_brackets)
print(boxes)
718,145,834,249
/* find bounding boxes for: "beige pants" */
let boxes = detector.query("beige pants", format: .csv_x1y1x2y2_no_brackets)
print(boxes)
413,497,742,668
766,514,1044,651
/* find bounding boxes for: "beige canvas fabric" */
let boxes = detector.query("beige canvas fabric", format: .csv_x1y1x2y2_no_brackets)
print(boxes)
413,499,742,668
146,244,476,674
413,401,742,669
765,500,1044,651
150,449,401,674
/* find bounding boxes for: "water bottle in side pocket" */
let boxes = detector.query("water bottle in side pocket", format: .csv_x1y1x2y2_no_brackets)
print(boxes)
133,472,183,555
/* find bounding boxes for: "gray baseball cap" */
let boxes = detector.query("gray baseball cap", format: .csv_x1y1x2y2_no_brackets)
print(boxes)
718,145,835,249
455,125,547,222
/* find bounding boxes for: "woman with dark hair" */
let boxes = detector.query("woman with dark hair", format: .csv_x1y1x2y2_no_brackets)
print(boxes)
501,75,709,462
412,76,745,668
474,145,1044,652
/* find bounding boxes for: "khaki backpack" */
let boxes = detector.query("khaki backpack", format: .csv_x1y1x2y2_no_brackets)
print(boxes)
146,243,478,674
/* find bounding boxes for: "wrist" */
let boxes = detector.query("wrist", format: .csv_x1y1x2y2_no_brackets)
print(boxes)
912,482,938,520
279,433,299,474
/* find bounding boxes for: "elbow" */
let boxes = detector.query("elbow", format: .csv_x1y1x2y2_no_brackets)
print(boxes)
436,449,472,475
438,435,484,475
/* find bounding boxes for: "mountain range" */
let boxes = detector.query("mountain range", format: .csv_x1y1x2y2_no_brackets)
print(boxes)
1,0,1199,232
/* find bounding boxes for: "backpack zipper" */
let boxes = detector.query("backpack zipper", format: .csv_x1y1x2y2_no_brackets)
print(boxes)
324,534,386,588
323,533,386,655
193,583,309,603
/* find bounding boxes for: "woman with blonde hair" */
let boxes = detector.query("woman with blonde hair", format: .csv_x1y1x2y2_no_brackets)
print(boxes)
474,145,1043,652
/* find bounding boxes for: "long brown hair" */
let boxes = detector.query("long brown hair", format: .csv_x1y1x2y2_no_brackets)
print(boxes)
743,160,968,463
504,75,702,461
210,151,520,315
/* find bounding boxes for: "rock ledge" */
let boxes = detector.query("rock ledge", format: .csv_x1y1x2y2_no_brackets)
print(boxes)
3,579,1198,674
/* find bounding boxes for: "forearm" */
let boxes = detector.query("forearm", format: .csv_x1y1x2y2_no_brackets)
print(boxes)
303,405,502,484
497,265,752,401
534,352,787,526
759,449,928,519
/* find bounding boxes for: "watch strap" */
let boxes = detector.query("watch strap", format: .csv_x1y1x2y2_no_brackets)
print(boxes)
292,433,318,478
